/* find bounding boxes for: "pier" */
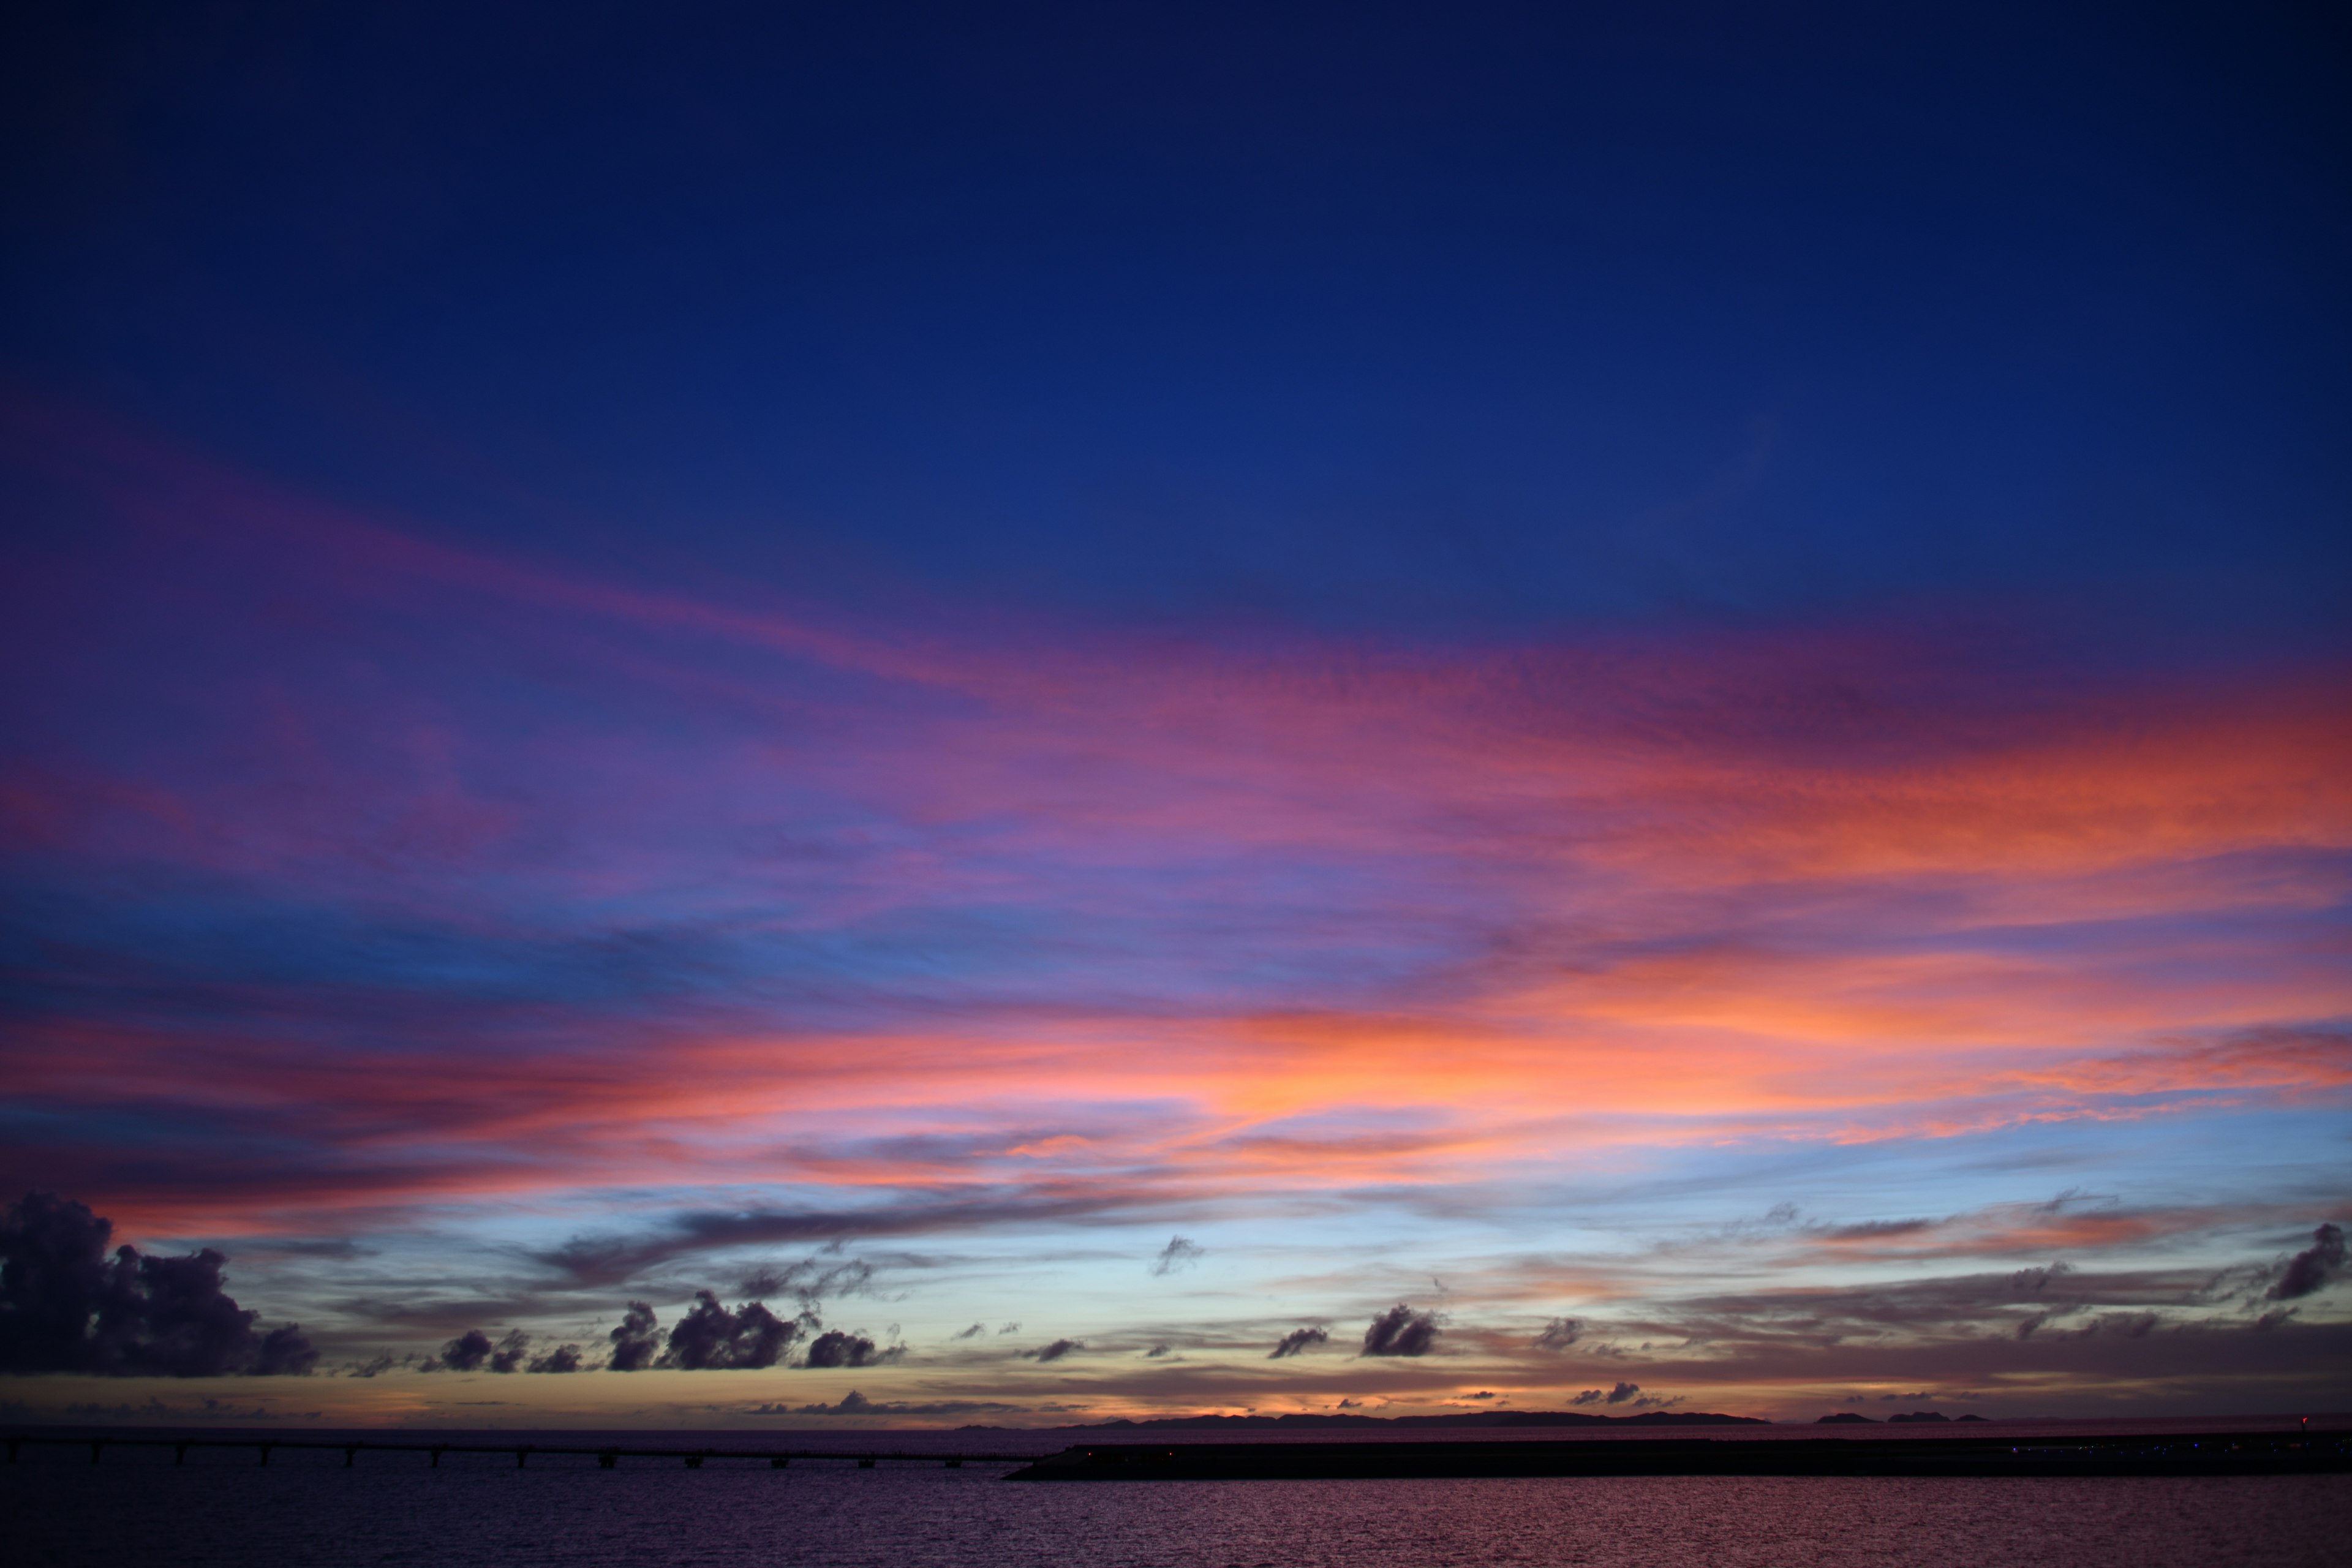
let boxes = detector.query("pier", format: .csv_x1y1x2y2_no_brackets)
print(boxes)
2,1433,1047,1470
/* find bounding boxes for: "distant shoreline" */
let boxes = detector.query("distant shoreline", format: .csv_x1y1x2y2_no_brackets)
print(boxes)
962,1409,1770,1431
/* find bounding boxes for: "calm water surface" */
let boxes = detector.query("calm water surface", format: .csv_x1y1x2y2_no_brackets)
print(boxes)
9,1454,2345,1568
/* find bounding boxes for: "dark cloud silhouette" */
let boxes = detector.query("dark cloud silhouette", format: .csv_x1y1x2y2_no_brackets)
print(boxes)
0,1191,315,1376
432,1329,495,1371
768,1389,1027,1417
663,1291,797,1370
952,1322,987,1340
1573,1381,1642,1404
1360,1303,1439,1357
606,1301,662,1371
251,1324,315,1375
527,1343,582,1373
1144,1343,1170,1357
802,1329,892,1368
429,1327,533,1373
2269,1223,2345,1301
997,1322,1020,1335
1268,1326,1329,1359
1150,1237,1204,1276
1534,1317,1581,1350
1021,1338,1083,1362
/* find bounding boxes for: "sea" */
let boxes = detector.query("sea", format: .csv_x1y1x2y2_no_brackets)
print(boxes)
7,1415,2344,1567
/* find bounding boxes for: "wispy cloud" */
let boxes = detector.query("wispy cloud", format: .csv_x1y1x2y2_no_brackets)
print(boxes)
2,408,2346,1420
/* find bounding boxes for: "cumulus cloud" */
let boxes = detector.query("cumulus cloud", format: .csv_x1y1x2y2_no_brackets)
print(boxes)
0,1192,315,1376
1574,1382,1641,1405
1144,1343,1170,1357
423,1329,579,1374
2268,1224,2345,1301
1149,1237,1204,1276
606,1302,662,1371
1534,1317,1581,1350
1020,1338,1083,1363
952,1322,987,1340
802,1330,895,1368
1360,1304,1439,1357
663,1291,798,1370
1268,1326,1330,1359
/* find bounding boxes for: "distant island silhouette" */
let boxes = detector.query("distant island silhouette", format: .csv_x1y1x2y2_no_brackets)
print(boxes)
1820,1411,1988,1424
962,1409,1769,1431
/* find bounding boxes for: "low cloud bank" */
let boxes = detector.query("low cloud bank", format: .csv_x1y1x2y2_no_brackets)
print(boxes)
0,1193,315,1376
804,1330,896,1368
663,1291,799,1370
766,1389,1027,1417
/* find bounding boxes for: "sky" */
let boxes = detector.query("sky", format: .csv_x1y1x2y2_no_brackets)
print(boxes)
1,1,2347,1428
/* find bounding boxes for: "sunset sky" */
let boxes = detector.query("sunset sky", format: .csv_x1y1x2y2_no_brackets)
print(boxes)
2,3,2346,1428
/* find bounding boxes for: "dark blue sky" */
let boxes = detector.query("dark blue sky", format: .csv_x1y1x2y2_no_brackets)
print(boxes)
7,1,2346,643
